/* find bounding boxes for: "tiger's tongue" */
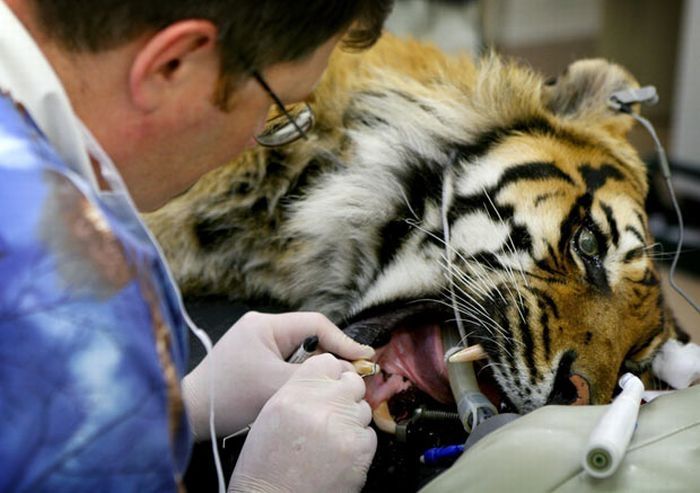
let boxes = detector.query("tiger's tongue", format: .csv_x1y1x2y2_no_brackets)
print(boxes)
364,324,453,408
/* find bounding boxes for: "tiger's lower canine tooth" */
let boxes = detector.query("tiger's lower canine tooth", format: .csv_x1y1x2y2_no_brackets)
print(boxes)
448,344,487,363
372,401,397,435
353,359,381,377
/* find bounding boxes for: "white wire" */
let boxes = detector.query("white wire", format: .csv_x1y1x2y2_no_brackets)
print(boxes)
183,311,227,493
630,112,700,313
441,163,468,342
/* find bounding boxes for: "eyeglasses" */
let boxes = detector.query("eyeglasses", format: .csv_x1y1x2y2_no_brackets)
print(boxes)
251,70,315,148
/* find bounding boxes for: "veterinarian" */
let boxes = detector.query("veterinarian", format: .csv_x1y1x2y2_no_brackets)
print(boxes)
0,1,393,491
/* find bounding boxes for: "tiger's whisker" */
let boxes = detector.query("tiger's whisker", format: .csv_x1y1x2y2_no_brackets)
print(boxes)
481,186,530,289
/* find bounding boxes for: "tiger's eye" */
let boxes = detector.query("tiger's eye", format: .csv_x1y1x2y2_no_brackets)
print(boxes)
577,228,599,257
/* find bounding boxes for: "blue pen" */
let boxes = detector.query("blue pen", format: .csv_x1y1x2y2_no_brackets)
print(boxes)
420,444,465,466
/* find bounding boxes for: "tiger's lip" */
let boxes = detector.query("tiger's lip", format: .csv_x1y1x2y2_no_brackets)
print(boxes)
341,299,454,347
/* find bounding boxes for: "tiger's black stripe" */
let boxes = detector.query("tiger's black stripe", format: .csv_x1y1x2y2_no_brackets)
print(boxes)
629,268,660,287
534,191,564,207
194,216,241,250
634,211,648,236
496,161,575,192
453,117,591,162
524,271,567,284
546,242,563,271
470,252,507,270
535,258,559,276
282,157,331,202
516,301,539,384
579,163,624,193
625,225,646,245
623,247,644,263
509,224,533,254
626,324,664,362
600,201,619,246
449,162,574,225
534,193,552,206
557,193,592,253
527,286,560,318
377,156,445,270
630,286,652,311
488,292,522,388
449,193,515,225
539,300,552,360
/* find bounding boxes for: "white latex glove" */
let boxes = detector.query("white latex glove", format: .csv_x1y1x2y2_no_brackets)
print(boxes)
183,311,375,438
228,353,377,493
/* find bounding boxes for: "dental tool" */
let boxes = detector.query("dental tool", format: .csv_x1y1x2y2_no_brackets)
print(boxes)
286,335,320,364
223,353,379,447
287,336,380,376
583,373,644,479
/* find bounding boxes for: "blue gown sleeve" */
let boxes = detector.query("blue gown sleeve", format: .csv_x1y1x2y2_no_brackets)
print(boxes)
0,95,188,493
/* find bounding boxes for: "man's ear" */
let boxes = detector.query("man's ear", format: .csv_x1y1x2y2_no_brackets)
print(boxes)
129,20,219,112
542,59,639,137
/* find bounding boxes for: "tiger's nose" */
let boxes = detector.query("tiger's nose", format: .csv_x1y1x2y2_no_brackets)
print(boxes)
547,351,591,405
569,374,590,405
547,372,591,405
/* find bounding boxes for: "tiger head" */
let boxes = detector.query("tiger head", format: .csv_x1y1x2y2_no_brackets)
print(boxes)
149,36,681,414
295,42,678,413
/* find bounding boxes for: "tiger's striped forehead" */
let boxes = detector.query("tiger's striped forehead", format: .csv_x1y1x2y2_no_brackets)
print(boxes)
449,131,651,288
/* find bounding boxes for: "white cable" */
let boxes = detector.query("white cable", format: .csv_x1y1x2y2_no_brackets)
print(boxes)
441,164,467,342
629,112,699,313
182,311,227,493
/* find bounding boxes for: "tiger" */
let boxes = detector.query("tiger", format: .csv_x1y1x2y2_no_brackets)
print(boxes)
146,34,687,419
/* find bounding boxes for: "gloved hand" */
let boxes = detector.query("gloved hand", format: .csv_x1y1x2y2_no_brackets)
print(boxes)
228,354,377,493
182,311,375,438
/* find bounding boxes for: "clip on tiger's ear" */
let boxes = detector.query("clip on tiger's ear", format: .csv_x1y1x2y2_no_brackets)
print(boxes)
542,59,641,137
608,86,659,113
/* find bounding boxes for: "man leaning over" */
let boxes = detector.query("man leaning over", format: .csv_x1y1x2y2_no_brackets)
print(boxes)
0,1,393,491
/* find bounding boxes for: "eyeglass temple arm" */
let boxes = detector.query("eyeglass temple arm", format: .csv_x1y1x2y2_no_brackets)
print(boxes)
252,71,310,140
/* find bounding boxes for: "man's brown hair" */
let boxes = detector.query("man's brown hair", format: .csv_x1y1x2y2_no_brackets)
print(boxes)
30,0,394,107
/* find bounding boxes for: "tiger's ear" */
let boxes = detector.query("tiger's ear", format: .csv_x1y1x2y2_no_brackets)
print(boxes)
542,59,639,137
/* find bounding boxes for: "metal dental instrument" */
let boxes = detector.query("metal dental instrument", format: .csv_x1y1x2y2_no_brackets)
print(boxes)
286,335,320,364
222,349,378,448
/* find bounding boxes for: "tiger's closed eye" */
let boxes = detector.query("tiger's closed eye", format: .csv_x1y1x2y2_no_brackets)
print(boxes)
576,227,599,258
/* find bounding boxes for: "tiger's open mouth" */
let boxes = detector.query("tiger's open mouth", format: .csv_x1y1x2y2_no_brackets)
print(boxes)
343,300,512,427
